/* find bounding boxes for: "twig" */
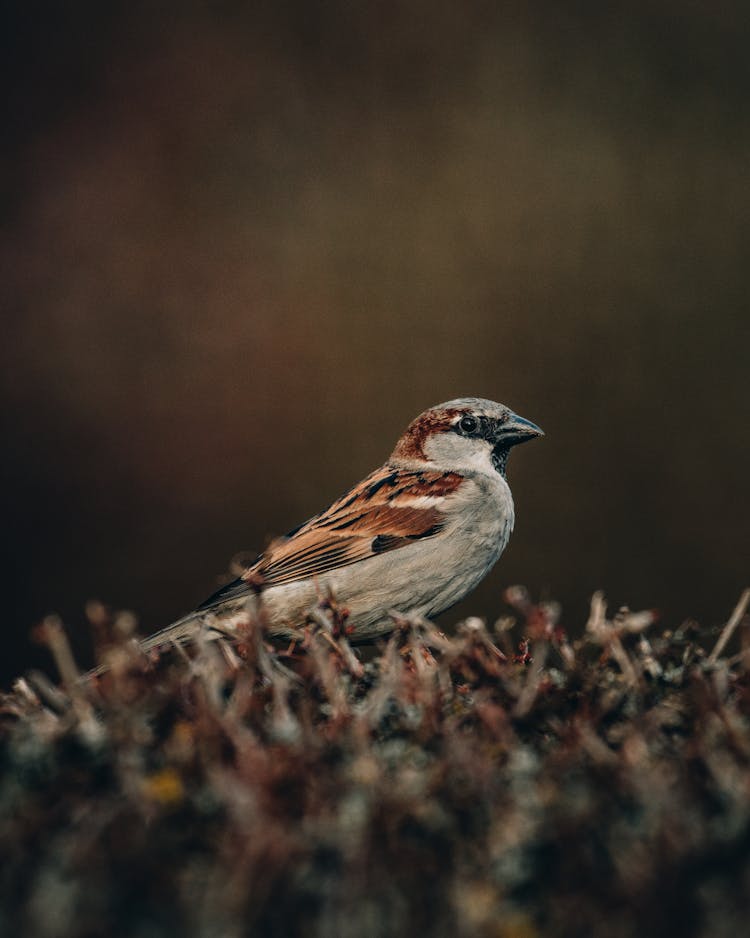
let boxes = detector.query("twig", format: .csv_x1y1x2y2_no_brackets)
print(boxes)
42,615,81,688
513,640,549,717
708,589,750,664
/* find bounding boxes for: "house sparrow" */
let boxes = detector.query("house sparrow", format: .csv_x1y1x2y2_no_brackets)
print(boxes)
141,398,542,651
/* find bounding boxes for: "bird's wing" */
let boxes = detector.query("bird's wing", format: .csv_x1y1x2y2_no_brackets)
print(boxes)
196,465,464,608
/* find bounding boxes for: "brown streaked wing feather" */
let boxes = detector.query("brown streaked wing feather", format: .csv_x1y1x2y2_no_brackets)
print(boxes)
241,466,462,588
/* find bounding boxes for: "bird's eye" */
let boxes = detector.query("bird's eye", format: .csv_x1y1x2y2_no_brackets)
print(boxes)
459,415,478,434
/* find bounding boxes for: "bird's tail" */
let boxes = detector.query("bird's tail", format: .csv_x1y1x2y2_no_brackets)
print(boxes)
84,605,246,680
138,610,212,653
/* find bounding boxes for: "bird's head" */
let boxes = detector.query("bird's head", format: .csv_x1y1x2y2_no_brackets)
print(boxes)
390,397,543,476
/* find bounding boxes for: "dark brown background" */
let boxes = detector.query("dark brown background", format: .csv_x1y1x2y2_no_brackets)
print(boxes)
2,1,748,683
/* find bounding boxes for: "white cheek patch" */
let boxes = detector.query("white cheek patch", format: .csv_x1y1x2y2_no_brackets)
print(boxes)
423,433,495,474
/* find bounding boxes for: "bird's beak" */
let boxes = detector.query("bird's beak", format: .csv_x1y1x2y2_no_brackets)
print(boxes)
495,412,544,447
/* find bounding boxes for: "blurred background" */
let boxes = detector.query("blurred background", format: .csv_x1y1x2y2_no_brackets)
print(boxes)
1,1,748,683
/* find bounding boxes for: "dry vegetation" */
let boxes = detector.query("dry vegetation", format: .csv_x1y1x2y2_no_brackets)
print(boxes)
2,589,750,938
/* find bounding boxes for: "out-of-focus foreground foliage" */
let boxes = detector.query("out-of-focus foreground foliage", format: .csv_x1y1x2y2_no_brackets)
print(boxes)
2,590,750,938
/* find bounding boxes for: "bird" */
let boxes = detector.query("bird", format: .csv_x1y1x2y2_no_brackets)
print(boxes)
140,398,542,652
